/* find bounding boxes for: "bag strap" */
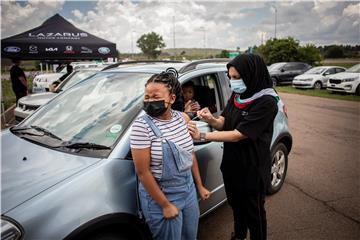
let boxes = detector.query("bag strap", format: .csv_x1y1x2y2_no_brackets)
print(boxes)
142,114,163,138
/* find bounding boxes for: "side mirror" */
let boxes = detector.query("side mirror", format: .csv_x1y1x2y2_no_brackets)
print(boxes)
280,68,285,72
193,121,212,145
323,72,330,76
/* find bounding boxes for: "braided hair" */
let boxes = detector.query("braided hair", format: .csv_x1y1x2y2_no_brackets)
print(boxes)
145,68,184,111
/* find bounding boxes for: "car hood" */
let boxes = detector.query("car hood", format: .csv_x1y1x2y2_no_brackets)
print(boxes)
1,130,101,214
330,72,360,79
18,92,57,107
294,74,321,80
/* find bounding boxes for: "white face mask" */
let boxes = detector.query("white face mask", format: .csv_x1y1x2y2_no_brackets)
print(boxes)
230,79,247,94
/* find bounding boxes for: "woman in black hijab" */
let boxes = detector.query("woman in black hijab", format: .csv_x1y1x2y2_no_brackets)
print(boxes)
188,54,279,240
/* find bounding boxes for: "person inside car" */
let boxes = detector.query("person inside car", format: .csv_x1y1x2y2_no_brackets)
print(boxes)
50,64,73,92
130,68,210,240
188,54,278,240
182,81,201,119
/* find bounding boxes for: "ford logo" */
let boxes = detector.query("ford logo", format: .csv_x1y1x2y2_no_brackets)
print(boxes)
98,47,110,54
4,46,21,53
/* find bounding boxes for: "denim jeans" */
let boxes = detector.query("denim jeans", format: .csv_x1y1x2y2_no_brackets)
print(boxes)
139,114,200,240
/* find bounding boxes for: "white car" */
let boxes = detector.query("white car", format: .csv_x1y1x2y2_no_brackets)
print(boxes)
15,67,105,123
327,63,360,95
32,62,107,93
292,66,346,89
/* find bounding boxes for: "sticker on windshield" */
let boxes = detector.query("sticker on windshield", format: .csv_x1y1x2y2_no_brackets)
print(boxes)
110,124,122,134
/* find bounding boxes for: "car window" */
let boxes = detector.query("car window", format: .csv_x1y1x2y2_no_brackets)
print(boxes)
336,68,345,73
18,72,152,156
324,68,336,75
306,67,326,74
183,73,223,116
58,70,98,91
283,63,298,70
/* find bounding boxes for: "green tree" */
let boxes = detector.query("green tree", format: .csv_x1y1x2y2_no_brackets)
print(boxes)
136,32,166,59
216,50,229,58
256,37,322,65
324,45,344,58
298,44,322,66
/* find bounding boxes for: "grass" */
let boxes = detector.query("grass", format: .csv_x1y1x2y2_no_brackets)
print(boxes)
276,86,360,102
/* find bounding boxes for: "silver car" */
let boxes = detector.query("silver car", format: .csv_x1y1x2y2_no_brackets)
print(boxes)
1,60,292,240
14,67,106,123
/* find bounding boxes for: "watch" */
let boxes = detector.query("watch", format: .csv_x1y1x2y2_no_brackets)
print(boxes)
200,132,206,142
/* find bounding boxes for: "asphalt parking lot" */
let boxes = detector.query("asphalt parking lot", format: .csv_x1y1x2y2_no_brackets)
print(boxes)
198,92,360,240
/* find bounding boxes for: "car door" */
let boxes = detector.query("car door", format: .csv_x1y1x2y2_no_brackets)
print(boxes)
181,71,228,216
280,63,297,83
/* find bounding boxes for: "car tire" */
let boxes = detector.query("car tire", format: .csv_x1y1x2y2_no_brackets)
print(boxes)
267,143,288,195
271,77,278,87
356,84,360,96
314,81,322,90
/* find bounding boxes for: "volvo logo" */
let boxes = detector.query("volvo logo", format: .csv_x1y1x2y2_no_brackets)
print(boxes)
4,46,21,53
98,47,110,54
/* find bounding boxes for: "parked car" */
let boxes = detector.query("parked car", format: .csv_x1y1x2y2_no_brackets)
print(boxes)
32,61,109,93
15,67,106,123
268,62,312,86
1,60,292,240
327,63,360,95
292,66,346,89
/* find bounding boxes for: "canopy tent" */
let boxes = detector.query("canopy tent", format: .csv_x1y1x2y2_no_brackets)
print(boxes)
1,14,117,60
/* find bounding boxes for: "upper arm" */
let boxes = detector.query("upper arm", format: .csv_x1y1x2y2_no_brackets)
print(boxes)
182,112,191,123
131,148,151,174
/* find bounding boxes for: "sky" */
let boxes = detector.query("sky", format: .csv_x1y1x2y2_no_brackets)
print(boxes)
1,0,359,53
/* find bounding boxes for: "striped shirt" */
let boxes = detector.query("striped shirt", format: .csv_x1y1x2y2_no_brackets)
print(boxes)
130,110,194,179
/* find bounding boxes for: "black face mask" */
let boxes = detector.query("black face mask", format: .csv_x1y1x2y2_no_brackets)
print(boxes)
143,100,168,117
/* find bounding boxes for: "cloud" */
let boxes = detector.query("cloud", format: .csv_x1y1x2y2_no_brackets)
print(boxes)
1,0,65,38
1,0,358,54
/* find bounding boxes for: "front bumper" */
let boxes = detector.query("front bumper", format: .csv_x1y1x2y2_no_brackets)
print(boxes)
292,81,313,89
14,106,37,123
327,82,357,94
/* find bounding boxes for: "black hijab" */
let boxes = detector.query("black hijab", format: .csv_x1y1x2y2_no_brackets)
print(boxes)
227,54,273,99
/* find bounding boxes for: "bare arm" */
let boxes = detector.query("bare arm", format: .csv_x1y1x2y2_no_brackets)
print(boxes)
207,115,225,131
188,122,247,142
197,108,225,130
131,148,179,219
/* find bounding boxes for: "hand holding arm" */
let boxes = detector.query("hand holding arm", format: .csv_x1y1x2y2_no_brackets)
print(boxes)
132,148,179,219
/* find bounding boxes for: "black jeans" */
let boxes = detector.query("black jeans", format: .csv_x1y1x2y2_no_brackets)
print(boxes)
223,173,267,240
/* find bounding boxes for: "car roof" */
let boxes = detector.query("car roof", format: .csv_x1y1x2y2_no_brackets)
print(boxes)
102,59,228,76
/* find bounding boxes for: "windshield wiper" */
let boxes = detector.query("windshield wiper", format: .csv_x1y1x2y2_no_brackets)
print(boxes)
61,142,111,150
29,125,63,141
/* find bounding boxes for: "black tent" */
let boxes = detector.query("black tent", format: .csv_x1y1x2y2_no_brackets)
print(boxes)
1,14,117,60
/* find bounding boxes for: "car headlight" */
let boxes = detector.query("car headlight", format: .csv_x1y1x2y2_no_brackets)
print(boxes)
343,77,357,82
1,217,23,240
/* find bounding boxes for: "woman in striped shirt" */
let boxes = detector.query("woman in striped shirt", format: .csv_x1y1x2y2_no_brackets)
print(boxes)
130,69,210,240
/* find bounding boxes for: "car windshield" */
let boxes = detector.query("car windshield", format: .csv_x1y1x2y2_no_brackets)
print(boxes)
268,63,286,71
58,70,98,91
15,72,152,156
346,64,360,73
305,67,327,74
